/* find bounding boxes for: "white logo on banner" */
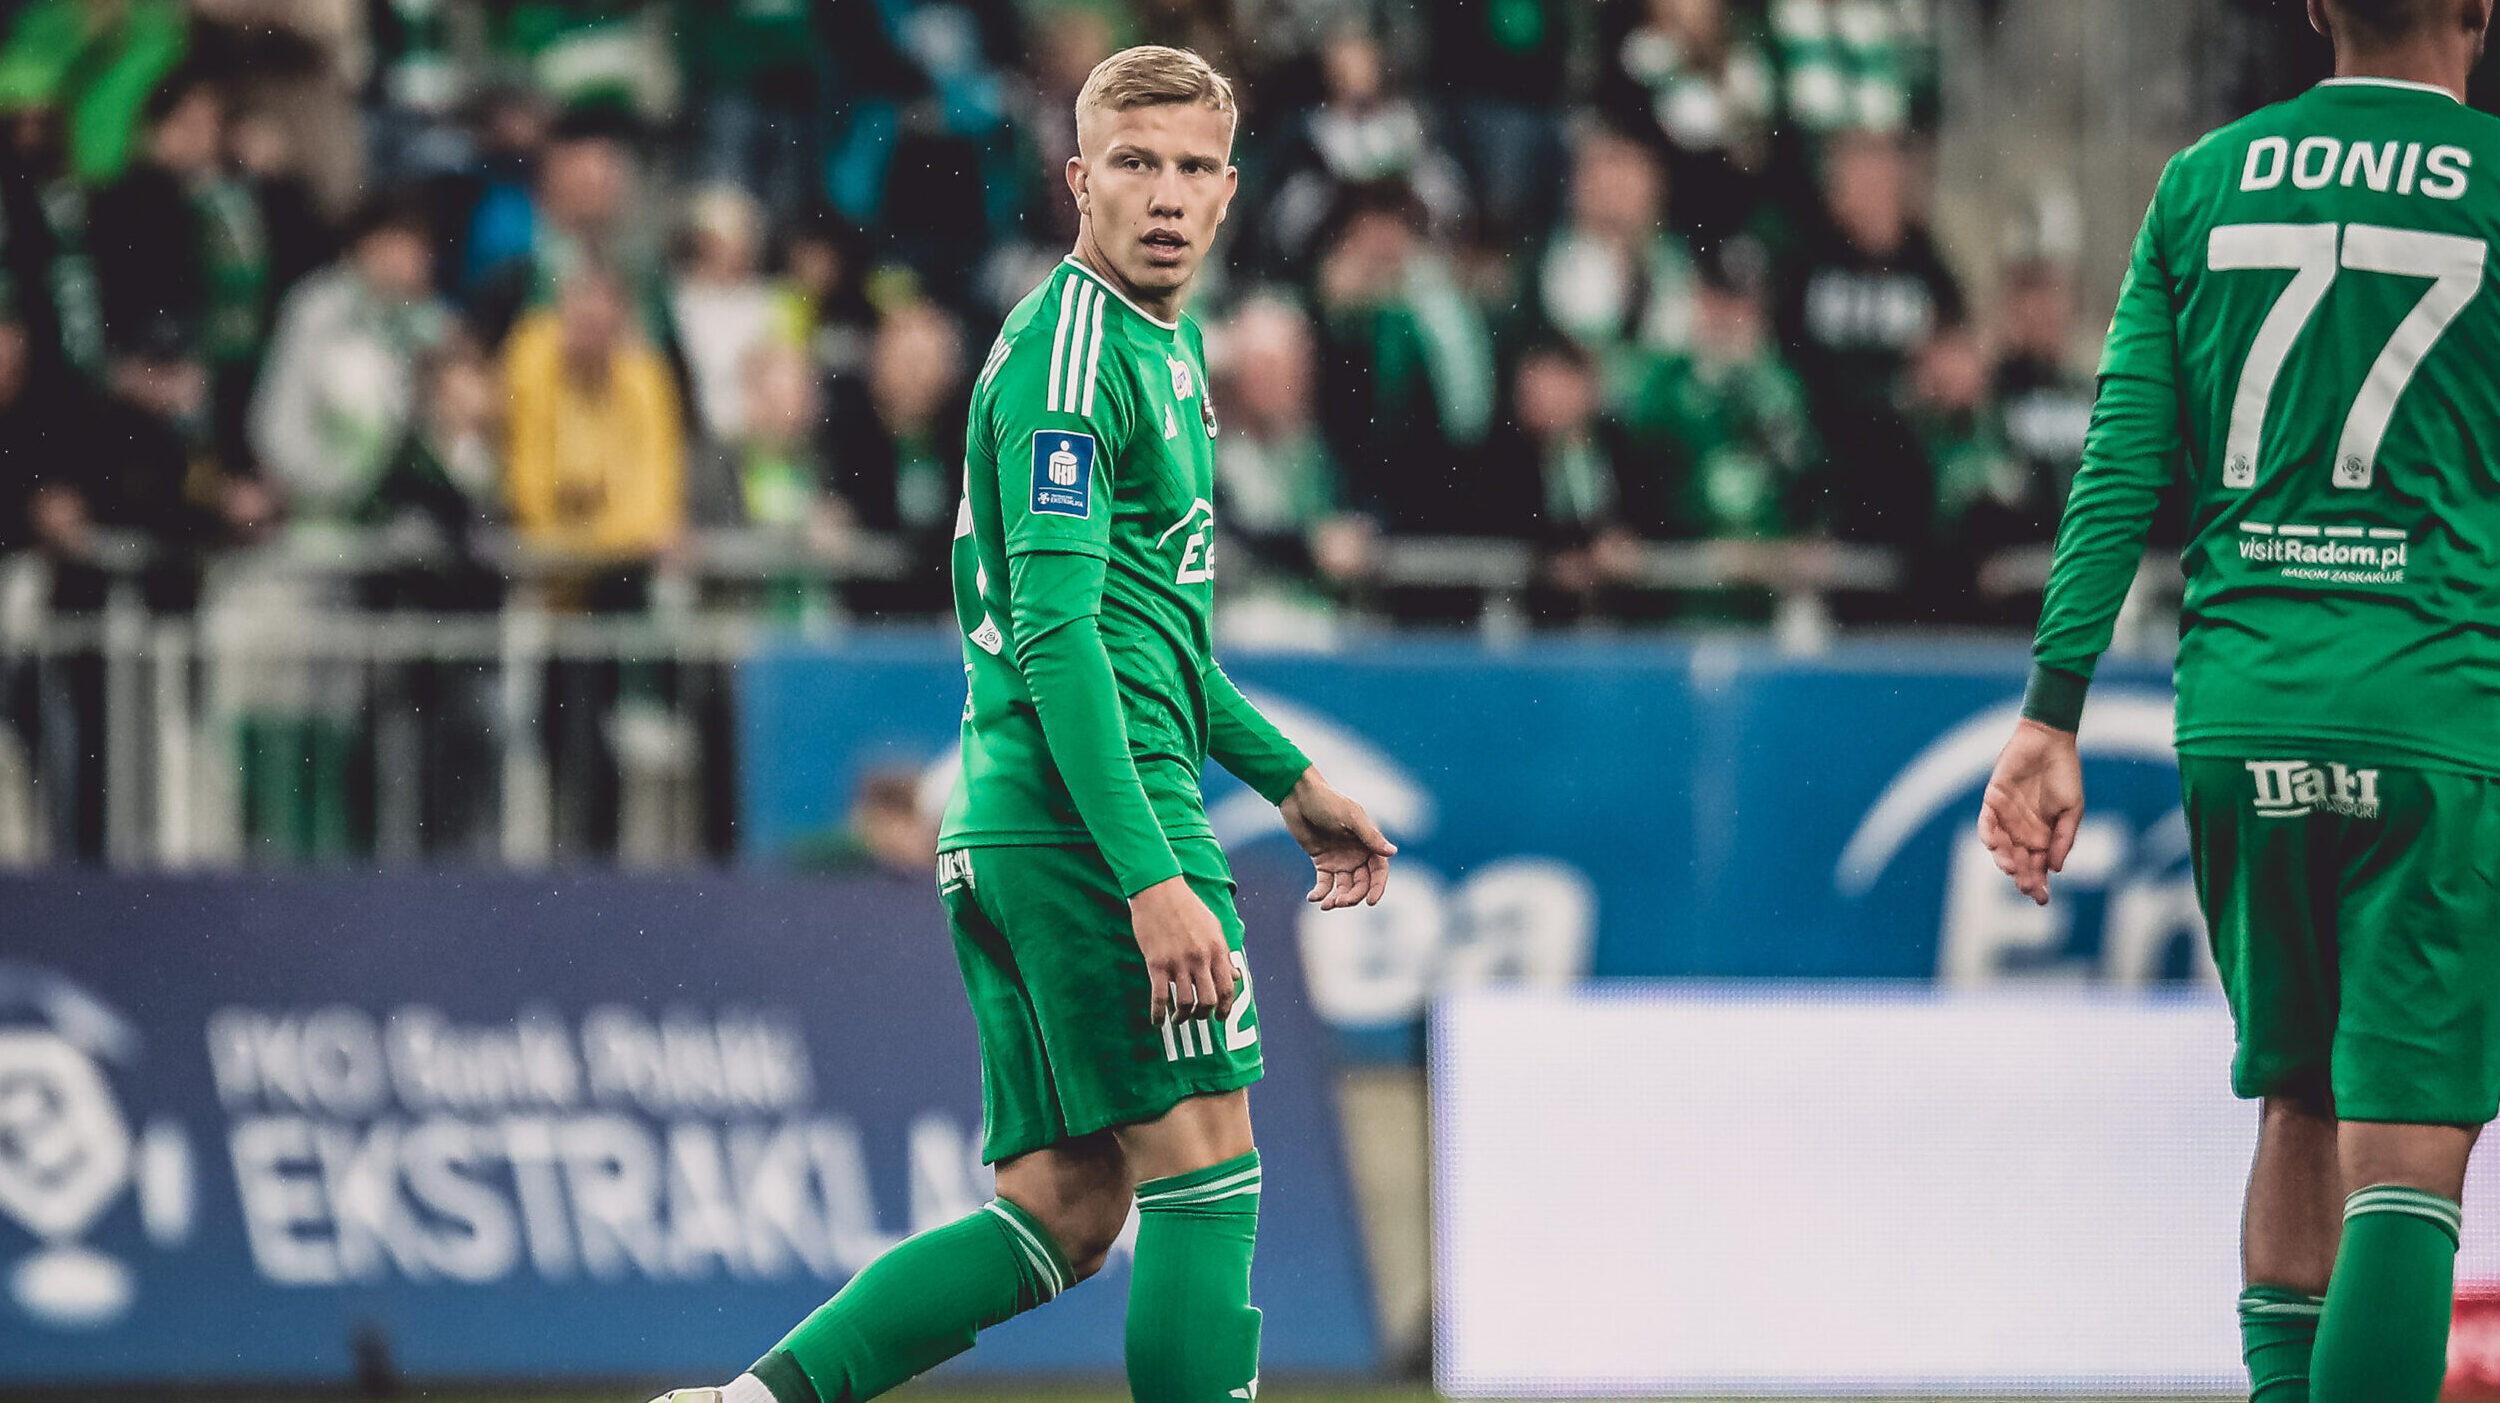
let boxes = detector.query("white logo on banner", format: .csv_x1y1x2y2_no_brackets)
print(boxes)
0,967,194,1328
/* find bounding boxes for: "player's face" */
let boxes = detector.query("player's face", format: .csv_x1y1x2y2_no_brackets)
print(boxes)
1071,102,1238,303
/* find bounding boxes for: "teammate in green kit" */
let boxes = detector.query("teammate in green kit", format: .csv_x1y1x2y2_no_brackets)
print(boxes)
1979,3,2500,1399
649,45,1396,1403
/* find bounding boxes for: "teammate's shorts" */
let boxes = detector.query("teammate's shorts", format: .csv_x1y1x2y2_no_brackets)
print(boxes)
2181,753,2500,1125
937,837,1264,1162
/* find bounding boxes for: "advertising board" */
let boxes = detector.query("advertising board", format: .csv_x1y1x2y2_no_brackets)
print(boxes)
0,865,1374,1382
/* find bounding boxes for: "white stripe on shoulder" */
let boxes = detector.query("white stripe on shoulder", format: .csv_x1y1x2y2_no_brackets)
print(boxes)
1062,283,1097,413
1046,276,1082,412
1080,284,1109,417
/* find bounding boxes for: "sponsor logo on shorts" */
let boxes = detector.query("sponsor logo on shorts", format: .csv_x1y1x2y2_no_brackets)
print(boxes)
936,850,976,892
2247,760,2381,819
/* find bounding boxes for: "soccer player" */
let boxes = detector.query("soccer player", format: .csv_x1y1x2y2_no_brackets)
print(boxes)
1978,3,2498,1399
652,46,1397,1403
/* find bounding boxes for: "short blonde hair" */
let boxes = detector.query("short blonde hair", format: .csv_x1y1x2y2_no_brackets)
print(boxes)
1075,45,1237,128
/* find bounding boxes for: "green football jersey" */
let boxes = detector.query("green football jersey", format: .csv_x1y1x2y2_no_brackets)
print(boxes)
940,256,1226,851
2034,78,2500,775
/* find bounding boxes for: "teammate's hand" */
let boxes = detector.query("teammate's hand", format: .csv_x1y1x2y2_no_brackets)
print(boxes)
1977,718,2085,906
1280,768,1397,910
1130,876,1235,1025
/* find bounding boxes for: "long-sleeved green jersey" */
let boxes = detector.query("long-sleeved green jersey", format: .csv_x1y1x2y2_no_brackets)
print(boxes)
940,256,1311,895
2030,78,2500,776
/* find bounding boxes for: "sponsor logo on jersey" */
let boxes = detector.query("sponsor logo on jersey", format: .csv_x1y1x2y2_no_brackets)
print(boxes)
1031,431,1096,518
1156,498,1217,584
2247,760,2381,819
936,850,977,892
1167,356,1196,401
2236,520,2408,583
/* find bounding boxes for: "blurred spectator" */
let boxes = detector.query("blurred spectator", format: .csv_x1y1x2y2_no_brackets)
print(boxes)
249,194,451,552
490,0,680,122
1426,0,1573,244
88,68,223,358
1991,256,2090,518
787,765,940,876
1315,186,1500,537
1255,25,1468,277
446,84,553,293
1616,243,1818,541
0,0,189,185
1774,127,1963,549
0,107,105,382
365,0,482,183
1014,4,1114,252
371,331,506,603
828,298,963,613
87,64,284,475
466,111,662,351
1537,127,1696,373
1596,0,1776,243
1766,0,1938,137
689,337,843,622
228,104,334,311
775,203,879,371
1209,295,1361,606
821,0,1021,301
502,265,685,564
1492,338,1641,618
672,184,786,444
678,0,823,220
1131,0,1241,82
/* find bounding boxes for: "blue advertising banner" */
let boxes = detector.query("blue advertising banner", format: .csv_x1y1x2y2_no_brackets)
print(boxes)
0,864,1375,1383
741,636,2195,1061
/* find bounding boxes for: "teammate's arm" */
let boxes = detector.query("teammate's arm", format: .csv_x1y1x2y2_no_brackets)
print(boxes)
1204,665,1396,909
1981,163,2186,905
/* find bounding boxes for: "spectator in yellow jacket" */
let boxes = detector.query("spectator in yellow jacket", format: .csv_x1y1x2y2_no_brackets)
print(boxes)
502,266,684,563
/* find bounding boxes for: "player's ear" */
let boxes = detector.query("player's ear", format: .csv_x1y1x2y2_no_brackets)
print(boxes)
1216,165,1238,225
1067,155,1089,215
2308,0,2331,38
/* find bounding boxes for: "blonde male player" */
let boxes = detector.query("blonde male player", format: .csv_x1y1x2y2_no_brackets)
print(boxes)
652,46,1396,1403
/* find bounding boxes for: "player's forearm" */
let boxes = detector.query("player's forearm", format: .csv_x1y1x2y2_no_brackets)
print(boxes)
1009,551,1184,896
1204,663,1311,804
2027,370,2176,730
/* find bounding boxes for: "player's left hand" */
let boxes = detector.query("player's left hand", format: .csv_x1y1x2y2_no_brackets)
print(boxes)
1280,768,1397,910
1978,718,2084,906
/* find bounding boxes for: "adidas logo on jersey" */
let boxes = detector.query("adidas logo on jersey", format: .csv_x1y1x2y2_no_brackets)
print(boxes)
2246,760,2381,819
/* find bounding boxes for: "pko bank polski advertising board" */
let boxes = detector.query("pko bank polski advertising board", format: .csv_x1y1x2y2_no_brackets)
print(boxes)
0,868,1374,1383
741,638,2197,1062
1432,987,2500,1397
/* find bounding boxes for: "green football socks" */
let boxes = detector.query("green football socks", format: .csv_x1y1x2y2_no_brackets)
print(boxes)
748,1199,1070,1403
1127,1150,1264,1403
2310,1185,2463,1403
2239,1283,2325,1402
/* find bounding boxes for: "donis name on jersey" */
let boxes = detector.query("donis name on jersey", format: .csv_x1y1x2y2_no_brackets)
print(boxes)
2241,135,2472,199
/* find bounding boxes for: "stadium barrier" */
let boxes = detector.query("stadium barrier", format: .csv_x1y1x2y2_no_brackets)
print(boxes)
1430,985,2500,1397
742,631,2194,1065
0,858,1377,1384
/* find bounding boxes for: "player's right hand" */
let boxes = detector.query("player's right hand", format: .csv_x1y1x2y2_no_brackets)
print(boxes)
1130,876,1235,1026
1977,718,2085,907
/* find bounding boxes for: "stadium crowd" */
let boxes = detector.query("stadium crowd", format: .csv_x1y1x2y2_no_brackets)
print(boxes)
0,0,2099,636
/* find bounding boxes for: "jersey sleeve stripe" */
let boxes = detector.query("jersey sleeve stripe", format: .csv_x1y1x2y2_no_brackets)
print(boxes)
1045,275,1083,412
1080,284,1109,416
1061,283,1097,413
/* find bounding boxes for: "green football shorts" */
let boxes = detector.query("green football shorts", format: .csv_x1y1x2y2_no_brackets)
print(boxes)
936,837,1265,1162
2182,753,2500,1125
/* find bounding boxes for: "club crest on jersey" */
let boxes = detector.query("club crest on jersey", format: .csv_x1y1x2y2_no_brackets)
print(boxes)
1031,431,1096,517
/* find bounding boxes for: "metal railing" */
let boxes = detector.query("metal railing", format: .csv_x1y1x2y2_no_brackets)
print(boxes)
0,529,2183,871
